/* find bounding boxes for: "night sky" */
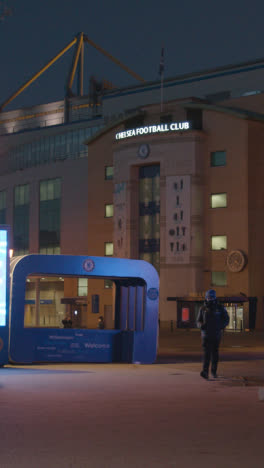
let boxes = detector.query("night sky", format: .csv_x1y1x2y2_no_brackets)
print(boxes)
1,0,264,110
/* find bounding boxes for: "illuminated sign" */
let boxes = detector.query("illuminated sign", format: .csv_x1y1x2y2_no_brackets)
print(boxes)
115,121,191,140
0,230,7,326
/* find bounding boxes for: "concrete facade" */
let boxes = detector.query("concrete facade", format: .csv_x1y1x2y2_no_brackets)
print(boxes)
87,100,264,330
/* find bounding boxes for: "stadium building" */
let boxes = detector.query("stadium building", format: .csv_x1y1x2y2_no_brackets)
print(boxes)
1,35,264,330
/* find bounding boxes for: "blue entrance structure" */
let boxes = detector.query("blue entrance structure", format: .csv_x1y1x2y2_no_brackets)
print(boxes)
9,255,159,364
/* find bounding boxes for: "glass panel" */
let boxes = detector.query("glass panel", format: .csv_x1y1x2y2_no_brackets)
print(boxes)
39,181,61,252
211,151,226,167
40,182,47,202
105,166,114,180
47,180,54,200
73,131,79,144
0,209,6,224
24,185,29,204
211,193,227,208
0,191,6,210
104,279,113,289
13,186,30,252
44,137,50,151
236,307,244,331
139,165,160,272
211,271,227,286
14,186,19,206
13,205,30,251
105,242,113,256
78,278,88,296
24,276,116,330
139,252,152,263
53,179,61,199
40,179,61,202
226,305,244,330
211,235,227,250
105,204,114,217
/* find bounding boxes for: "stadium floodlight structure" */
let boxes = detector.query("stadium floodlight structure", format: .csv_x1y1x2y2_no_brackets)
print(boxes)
0,32,145,112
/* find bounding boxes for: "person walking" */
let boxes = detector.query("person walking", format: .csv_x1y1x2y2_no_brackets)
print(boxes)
62,312,72,329
98,315,105,330
197,289,229,379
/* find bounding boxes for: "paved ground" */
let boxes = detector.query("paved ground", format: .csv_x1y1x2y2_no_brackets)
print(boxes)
1,331,264,468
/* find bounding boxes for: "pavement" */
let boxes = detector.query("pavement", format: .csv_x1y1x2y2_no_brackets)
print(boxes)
0,330,264,468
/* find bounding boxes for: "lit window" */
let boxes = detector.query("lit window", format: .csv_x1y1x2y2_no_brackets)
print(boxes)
78,278,88,296
105,242,113,256
104,279,113,289
105,204,114,218
39,247,61,255
13,185,30,254
211,236,227,250
40,178,61,201
211,151,226,167
211,271,227,286
14,249,29,256
211,193,227,208
39,178,61,254
105,166,114,180
14,184,29,206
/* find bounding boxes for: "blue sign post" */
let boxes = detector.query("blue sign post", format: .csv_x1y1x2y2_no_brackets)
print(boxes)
0,226,9,366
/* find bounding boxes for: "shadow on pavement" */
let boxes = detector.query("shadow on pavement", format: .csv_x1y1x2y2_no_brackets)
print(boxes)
156,352,264,364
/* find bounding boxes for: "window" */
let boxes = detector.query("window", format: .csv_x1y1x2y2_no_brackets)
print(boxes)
211,271,227,286
105,204,114,218
13,184,30,255
78,278,88,296
39,247,60,255
40,178,61,201
15,184,29,206
139,165,160,273
39,179,61,254
105,166,114,180
211,235,227,250
211,151,226,167
105,242,113,256
104,279,113,289
0,191,6,224
211,193,227,208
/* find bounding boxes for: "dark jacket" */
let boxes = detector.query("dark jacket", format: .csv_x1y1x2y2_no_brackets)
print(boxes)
62,318,72,329
196,301,229,339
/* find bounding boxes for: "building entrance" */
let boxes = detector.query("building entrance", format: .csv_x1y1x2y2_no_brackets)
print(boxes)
225,304,244,331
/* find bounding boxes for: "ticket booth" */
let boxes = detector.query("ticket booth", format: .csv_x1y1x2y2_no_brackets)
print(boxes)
9,255,159,364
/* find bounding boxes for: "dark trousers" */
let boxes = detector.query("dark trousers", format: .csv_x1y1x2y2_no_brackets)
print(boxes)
202,336,221,374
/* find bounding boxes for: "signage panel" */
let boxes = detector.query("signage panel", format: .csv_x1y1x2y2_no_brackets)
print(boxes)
115,121,191,140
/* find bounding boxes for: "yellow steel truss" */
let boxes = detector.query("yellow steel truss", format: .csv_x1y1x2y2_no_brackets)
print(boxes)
0,32,145,112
